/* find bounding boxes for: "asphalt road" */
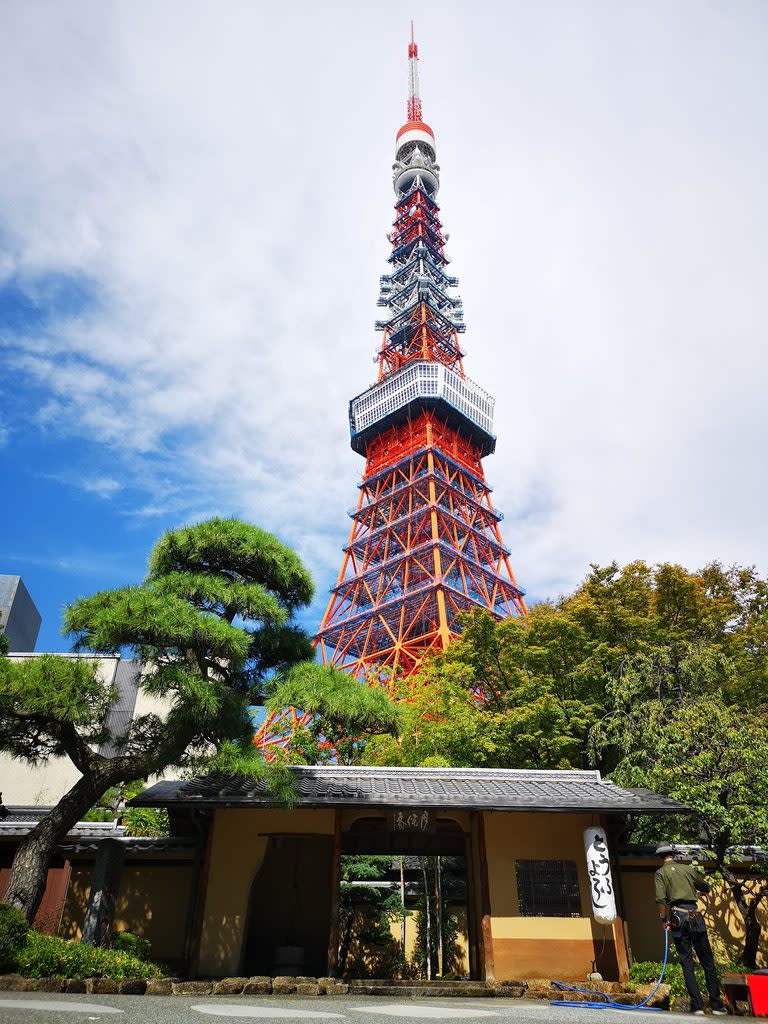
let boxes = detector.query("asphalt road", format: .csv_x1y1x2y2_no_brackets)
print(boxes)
0,994,704,1024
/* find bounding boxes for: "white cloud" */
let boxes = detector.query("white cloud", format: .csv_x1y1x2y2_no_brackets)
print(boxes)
80,476,123,499
1,1,766,613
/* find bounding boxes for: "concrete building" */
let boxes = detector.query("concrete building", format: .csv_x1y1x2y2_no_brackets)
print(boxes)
0,654,156,806
0,576,41,652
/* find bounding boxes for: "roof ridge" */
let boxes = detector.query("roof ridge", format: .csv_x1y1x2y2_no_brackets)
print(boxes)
288,765,602,780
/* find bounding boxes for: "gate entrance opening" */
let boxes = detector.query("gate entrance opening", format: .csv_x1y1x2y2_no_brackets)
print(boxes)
335,814,475,980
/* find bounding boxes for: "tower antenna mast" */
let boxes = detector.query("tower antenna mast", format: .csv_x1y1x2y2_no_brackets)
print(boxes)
407,21,422,122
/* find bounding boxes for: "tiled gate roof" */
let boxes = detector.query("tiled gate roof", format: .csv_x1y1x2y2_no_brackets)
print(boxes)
131,766,684,815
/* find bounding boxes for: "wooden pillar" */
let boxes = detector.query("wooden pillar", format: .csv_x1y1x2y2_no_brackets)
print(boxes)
326,810,342,977
188,811,215,977
605,817,631,983
471,811,495,983
81,838,124,946
464,832,480,981
182,811,212,976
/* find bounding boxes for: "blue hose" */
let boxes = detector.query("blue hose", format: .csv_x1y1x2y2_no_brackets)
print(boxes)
550,927,669,1011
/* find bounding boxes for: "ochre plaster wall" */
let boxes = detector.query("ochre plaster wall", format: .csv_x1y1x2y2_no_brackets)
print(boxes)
59,863,193,966
484,812,618,982
197,808,335,977
389,907,470,976
620,861,768,968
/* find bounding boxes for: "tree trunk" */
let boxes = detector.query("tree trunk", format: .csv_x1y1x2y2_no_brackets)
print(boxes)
337,913,354,977
5,769,116,923
722,867,766,970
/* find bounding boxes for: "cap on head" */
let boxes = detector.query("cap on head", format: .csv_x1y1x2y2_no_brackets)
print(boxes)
655,843,676,857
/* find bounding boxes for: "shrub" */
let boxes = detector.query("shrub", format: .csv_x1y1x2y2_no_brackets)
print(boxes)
14,931,164,980
111,930,151,961
629,958,747,1000
630,959,697,998
0,903,30,972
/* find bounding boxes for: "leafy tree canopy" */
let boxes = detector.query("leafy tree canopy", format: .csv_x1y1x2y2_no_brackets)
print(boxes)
366,561,768,773
1,517,391,922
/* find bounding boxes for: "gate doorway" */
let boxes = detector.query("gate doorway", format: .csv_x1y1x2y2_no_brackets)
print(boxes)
336,815,477,980
243,835,333,977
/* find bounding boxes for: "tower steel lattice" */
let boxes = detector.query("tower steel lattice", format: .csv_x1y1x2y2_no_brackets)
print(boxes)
254,29,526,754
318,29,526,682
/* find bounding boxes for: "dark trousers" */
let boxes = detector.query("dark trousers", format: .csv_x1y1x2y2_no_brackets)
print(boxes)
673,922,723,1011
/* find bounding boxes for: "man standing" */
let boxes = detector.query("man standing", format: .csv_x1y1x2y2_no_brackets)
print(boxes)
654,843,727,1015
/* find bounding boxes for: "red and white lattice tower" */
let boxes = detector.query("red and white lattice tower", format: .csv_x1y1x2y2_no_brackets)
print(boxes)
316,28,526,683
254,28,526,755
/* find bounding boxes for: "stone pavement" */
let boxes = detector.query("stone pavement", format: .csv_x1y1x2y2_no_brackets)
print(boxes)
0,993,730,1023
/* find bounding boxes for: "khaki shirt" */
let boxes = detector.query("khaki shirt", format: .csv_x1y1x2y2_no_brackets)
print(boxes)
654,861,710,905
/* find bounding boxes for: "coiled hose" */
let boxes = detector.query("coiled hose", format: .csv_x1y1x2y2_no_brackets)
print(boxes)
550,926,669,1011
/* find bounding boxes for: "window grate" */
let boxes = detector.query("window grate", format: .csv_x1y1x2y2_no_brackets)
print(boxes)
516,859,582,918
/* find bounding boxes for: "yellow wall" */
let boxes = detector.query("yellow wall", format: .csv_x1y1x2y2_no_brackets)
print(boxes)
60,863,193,966
620,861,768,968
388,906,470,976
484,812,618,982
197,808,335,977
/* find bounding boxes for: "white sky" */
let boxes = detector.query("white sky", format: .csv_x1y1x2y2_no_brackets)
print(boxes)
2,0,767,612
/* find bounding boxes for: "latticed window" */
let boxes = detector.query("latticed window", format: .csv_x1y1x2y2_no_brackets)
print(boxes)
516,860,582,917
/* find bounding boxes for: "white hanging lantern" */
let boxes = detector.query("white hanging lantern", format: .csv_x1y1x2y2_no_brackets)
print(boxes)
584,826,617,924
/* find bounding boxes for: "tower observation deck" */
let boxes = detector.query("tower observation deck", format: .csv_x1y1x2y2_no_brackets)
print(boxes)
314,28,526,683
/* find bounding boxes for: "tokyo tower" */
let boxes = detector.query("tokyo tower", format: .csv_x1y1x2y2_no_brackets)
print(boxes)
315,28,526,684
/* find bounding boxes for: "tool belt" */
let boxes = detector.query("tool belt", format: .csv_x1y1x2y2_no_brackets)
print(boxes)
669,905,707,934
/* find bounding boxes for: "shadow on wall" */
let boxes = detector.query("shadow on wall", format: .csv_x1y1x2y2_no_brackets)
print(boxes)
620,866,768,969
243,836,333,978
706,879,768,968
59,863,193,969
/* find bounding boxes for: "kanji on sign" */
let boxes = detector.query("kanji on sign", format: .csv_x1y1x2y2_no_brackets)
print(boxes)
390,810,435,833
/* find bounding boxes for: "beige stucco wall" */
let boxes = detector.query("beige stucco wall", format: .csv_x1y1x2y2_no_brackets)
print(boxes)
390,905,470,976
0,655,181,807
621,860,768,968
197,808,335,977
484,811,619,981
60,862,193,966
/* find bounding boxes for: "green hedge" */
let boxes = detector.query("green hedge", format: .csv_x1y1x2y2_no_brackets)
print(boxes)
111,930,151,961
14,932,164,981
0,904,30,973
630,959,748,1000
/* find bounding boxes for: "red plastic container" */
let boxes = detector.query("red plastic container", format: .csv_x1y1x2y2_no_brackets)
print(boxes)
748,975,768,1018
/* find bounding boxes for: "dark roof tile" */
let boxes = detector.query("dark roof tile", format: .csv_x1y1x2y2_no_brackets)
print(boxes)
130,766,684,815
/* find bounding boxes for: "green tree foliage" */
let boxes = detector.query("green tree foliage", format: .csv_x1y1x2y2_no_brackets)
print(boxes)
367,561,768,772
0,518,320,922
338,855,404,977
367,560,768,965
594,692,768,966
0,903,30,972
270,664,400,765
412,857,465,979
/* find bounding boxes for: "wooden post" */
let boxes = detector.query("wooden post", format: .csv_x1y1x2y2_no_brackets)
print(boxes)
188,811,215,977
326,810,342,977
472,811,495,983
81,838,124,946
465,831,480,981
400,856,407,953
605,817,631,983
435,855,443,977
